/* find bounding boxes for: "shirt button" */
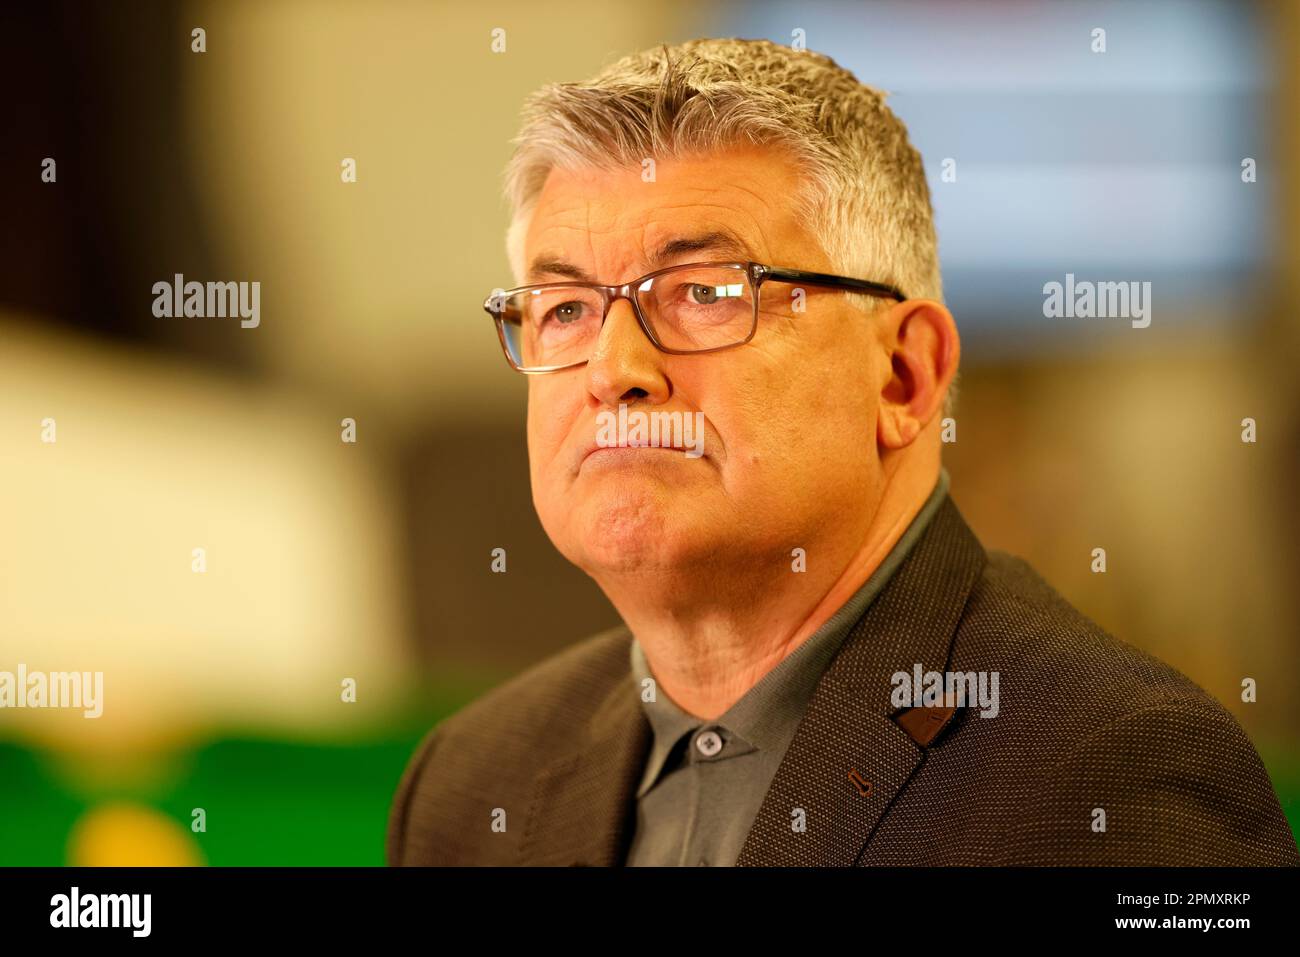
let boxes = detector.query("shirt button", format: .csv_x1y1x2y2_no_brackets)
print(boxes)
695,729,723,757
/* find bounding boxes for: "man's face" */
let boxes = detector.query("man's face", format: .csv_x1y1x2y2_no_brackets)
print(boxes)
522,143,892,580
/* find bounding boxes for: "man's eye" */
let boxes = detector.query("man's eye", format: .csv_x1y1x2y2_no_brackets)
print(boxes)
689,284,719,305
546,301,586,324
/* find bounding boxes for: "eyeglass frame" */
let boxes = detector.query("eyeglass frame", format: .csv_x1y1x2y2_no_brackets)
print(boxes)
481,260,907,374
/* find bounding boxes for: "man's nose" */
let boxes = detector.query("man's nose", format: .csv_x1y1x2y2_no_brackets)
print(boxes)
585,297,670,406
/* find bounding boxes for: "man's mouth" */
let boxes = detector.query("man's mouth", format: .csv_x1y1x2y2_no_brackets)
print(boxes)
581,442,695,462
575,404,710,468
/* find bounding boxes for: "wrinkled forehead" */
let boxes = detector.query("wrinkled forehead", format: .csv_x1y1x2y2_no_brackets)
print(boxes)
511,145,820,286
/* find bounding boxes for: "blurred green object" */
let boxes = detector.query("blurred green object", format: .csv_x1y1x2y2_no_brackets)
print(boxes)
0,683,482,866
1267,745,1300,845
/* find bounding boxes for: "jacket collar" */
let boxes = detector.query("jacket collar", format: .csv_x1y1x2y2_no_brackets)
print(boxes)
519,494,987,866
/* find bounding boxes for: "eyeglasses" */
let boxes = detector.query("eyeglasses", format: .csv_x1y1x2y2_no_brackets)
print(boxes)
481,260,906,374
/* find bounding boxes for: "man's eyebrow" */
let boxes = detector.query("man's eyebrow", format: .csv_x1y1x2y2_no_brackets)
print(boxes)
651,231,752,266
525,256,593,284
525,231,754,284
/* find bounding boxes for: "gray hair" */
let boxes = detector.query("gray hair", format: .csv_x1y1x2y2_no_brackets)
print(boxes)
501,37,957,415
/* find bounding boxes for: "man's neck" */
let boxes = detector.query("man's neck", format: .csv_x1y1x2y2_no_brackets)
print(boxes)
595,464,940,720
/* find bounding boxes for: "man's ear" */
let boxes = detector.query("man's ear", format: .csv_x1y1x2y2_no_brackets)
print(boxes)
876,299,960,449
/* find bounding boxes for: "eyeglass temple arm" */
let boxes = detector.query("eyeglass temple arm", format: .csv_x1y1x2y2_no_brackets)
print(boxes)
758,265,906,302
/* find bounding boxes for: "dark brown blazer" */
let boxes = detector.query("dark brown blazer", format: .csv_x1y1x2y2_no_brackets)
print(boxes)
387,495,1300,866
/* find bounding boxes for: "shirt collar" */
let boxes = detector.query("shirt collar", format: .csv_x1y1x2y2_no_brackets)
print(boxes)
628,468,951,799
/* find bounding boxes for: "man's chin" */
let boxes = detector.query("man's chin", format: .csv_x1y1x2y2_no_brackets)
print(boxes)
571,456,713,500
563,492,712,575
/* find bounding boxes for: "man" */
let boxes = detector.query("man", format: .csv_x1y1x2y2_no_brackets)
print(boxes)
388,38,1298,866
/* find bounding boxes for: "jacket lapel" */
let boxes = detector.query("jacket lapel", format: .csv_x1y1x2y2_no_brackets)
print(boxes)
735,495,987,865
518,667,651,866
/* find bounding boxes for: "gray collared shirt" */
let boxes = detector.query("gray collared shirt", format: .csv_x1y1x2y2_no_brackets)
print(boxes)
624,468,951,866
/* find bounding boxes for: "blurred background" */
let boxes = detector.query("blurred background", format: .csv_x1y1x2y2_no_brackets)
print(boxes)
1,0,1297,864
